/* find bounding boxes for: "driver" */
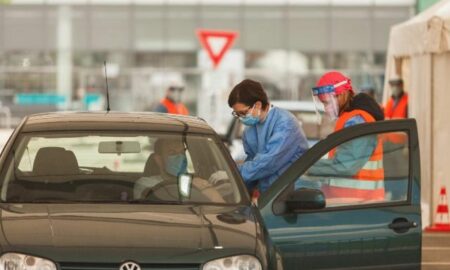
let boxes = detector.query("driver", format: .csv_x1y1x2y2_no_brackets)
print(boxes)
134,138,225,203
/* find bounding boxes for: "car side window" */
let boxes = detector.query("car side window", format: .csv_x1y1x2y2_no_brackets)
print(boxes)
293,131,409,208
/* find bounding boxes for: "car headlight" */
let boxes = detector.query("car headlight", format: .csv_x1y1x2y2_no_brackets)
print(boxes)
0,253,57,270
203,255,262,270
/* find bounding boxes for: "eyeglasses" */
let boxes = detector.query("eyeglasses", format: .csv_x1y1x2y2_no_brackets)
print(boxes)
231,105,252,118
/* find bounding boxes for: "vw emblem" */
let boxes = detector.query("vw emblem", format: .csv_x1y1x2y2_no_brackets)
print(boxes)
120,261,141,270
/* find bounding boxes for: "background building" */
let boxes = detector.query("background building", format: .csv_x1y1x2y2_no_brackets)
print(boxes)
0,0,415,132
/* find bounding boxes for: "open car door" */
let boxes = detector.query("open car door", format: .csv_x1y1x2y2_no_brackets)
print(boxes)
259,119,421,269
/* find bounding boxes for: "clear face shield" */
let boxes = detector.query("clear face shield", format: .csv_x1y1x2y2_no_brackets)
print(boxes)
312,85,339,122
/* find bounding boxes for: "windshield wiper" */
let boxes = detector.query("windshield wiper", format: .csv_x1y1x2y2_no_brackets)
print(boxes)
15,199,82,204
127,199,182,205
9,199,184,204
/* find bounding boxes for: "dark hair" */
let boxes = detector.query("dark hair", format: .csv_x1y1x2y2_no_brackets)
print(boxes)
228,79,269,109
340,91,355,114
154,138,181,155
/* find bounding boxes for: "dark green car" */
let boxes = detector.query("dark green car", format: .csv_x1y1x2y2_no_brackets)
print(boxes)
0,112,421,270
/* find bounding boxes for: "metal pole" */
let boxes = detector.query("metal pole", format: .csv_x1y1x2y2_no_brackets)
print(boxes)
57,5,73,110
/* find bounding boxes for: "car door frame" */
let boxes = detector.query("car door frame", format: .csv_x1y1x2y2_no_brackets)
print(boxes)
259,119,420,211
258,119,421,269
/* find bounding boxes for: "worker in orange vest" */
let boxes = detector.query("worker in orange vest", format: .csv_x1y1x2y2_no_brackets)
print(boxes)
154,85,189,115
385,77,408,119
383,77,409,184
383,77,408,145
309,71,385,202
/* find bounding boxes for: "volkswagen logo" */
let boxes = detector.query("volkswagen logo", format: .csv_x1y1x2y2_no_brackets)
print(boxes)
120,261,141,270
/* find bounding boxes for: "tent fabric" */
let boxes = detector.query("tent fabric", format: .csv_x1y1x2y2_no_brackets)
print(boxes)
388,0,450,57
408,55,433,222
431,52,450,209
384,0,450,228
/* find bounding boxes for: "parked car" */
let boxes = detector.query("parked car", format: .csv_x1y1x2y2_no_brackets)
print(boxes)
0,112,421,269
222,101,334,163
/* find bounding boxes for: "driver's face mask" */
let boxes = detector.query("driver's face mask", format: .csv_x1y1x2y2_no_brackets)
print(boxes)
312,82,346,122
165,154,188,177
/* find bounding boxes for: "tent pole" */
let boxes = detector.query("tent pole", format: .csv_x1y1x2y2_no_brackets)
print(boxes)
430,54,435,226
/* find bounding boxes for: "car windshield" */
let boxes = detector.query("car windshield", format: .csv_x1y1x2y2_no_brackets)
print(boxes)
1,132,242,204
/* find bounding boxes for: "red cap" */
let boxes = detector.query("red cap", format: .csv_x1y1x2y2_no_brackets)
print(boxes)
316,71,353,95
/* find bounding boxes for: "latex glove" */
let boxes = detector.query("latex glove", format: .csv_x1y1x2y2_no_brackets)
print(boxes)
208,170,229,185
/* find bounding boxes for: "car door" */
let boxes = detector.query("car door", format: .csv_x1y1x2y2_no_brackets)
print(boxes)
259,119,421,270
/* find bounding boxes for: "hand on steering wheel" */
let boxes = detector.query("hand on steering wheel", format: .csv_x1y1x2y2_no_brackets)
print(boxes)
208,170,229,186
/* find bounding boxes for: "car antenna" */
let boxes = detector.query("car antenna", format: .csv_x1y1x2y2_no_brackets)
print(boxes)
104,61,111,112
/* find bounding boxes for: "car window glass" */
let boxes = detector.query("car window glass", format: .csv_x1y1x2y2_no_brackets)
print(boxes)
3,132,241,205
292,131,409,208
291,111,334,141
18,136,152,173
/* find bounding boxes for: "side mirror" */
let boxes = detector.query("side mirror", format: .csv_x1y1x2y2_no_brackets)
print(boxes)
285,188,326,213
178,174,193,199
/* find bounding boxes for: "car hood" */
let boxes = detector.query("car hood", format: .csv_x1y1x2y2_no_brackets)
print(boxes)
0,203,258,264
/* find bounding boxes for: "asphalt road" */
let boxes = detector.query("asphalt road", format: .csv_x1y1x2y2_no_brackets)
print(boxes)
423,232,450,270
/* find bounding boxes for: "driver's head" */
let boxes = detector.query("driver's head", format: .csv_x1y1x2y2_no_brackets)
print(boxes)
154,138,187,177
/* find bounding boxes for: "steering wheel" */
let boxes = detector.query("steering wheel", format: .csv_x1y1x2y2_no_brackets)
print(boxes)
143,180,173,199
143,180,210,202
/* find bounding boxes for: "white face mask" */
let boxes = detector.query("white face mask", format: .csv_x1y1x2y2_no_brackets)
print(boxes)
167,91,182,103
324,100,339,121
391,86,403,97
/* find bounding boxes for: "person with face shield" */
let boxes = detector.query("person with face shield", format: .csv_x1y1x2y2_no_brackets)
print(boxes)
154,84,189,115
385,77,408,119
227,79,309,195
309,71,385,202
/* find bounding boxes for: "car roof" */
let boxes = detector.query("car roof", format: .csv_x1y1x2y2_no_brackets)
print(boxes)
20,111,215,134
272,100,322,112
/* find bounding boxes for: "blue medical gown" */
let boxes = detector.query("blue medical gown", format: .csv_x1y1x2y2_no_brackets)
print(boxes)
238,107,309,193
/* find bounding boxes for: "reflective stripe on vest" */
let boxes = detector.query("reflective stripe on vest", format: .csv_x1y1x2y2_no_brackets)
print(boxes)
362,160,383,171
326,109,384,199
328,178,384,190
385,93,408,119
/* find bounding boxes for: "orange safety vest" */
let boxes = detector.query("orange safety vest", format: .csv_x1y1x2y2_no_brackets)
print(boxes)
384,93,408,144
385,93,408,119
322,109,385,201
160,98,189,115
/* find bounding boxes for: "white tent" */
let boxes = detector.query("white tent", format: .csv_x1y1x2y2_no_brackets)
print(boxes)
384,0,450,227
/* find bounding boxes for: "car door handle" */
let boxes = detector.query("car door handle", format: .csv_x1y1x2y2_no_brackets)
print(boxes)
388,218,418,233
